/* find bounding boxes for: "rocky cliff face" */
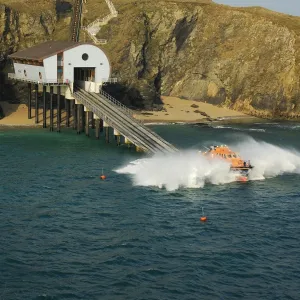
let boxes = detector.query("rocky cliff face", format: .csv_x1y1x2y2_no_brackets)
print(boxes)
101,1,300,119
0,2,57,103
0,3,56,58
2,0,300,120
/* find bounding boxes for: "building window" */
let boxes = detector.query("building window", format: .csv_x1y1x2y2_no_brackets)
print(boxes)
24,70,27,77
39,72,42,79
82,53,89,61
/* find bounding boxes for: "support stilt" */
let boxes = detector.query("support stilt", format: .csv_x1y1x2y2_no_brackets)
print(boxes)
73,101,77,130
77,104,81,134
81,105,85,133
28,83,32,119
85,111,89,136
100,119,104,133
43,86,46,128
50,86,54,132
57,86,61,132
35,84,38,124
105,127,109,143
117,135,121,146
91,114,95,129
66,98,70,128
95,119,100,139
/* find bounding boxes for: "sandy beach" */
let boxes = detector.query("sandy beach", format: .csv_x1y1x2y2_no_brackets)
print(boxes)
134,96,249,124
0,101,70,127
0,96,252,127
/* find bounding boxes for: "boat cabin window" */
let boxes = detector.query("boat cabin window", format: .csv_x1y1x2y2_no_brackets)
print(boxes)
228,154,232,158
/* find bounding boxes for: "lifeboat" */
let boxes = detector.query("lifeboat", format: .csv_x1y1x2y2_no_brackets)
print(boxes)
201,145,254,182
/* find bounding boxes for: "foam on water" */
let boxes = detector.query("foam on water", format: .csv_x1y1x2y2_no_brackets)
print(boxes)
116,137,300,190
213,125,266,132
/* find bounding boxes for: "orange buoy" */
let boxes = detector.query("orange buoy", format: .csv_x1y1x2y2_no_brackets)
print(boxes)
100,168,106,180
200,207,207,222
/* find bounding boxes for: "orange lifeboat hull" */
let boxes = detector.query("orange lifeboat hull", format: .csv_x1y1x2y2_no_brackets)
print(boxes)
201,145,254,182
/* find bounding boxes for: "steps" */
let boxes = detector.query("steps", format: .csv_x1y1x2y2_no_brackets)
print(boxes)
82,0,118,45
73,87,178,154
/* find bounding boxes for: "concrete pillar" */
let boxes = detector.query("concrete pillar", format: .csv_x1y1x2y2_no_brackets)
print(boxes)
124,137,132,148
85,111,89,136
43,85,46,128
50,86,54,132
73,100,77,130
28,83,32,119
35,84,38,124
57,86,61,132
95,119,100,139
114,129,121,146
117,135,121,146
100,119,104,133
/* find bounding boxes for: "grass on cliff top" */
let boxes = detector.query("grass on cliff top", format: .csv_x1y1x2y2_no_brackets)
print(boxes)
236,6,300,33
0,0,55,15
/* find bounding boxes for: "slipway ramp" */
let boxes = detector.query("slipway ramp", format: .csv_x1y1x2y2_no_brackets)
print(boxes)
73,86,179,154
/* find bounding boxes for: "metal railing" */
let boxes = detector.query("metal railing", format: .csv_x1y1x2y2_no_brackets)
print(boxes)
97,89,178,152
102,77,118,83
73,90,150,152
99,89,136,118
8,73,70,85
71,0,83,42
73,86,178,153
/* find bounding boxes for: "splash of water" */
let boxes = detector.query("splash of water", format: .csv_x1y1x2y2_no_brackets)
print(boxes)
235,137,300,180
115,138,300,191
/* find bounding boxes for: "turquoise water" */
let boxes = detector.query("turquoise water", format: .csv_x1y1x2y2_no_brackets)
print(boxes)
1,123,300,299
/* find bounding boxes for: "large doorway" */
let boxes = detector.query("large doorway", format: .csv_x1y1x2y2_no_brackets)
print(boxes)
74,67,97,92
74,67,95,82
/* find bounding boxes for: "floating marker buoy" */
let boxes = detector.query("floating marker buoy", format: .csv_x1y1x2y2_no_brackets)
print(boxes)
200,207,207,222
100,168,106,180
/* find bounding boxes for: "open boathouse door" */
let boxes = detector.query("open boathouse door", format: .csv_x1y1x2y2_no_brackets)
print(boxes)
74,67,97,92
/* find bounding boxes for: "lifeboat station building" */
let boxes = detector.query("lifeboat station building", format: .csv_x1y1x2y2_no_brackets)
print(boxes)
8,41,114,130
8,40,111,96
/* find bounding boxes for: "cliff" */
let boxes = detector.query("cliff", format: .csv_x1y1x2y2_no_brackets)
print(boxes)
1,0,300,120
0,0,64,103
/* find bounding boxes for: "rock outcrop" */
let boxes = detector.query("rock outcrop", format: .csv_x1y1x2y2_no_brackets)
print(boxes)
2,0,300,120
0,1,57,103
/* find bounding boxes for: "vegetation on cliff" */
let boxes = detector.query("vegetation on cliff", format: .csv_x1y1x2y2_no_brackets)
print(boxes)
1,0,300,119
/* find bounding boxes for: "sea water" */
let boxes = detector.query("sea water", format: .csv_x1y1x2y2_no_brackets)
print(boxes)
0,122,300,300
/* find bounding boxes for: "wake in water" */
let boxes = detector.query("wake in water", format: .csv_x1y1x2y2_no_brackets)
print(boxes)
116,138,300,191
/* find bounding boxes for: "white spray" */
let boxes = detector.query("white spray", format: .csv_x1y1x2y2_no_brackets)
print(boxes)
115,138,300,191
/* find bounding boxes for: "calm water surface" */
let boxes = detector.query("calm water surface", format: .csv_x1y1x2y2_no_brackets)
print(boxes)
0,122,300,300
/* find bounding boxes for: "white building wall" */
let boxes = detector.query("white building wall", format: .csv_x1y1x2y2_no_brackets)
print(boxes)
43,55,57,82
13,63,46,82
63,44,111,84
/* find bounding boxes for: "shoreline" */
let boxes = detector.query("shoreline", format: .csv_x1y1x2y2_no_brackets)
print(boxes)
0,96,282,129
0,115,268,129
